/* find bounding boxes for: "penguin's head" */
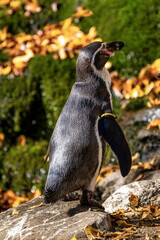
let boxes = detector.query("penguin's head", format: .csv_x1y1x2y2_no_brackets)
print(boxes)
76,41,124,81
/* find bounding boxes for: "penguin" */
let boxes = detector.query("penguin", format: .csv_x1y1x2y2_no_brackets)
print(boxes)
44,41,131,208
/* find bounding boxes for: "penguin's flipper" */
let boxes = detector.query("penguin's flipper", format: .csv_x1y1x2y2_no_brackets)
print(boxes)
98,116,131,177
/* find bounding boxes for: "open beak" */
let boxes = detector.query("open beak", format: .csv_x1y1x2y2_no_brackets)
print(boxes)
101,41,124,57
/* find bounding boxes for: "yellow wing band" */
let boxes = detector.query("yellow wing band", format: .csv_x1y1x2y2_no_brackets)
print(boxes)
101,113,117,119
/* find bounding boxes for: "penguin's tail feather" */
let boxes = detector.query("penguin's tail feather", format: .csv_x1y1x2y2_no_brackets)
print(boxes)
44,173,74,203
44,184,65,203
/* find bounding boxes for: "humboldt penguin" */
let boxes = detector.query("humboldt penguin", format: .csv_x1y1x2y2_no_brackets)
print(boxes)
44,41,131,208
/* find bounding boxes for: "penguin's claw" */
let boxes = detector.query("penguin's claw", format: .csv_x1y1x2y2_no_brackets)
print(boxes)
80,190,104,210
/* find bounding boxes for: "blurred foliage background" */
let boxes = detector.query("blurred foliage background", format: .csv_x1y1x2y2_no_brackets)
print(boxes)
0,0,160,195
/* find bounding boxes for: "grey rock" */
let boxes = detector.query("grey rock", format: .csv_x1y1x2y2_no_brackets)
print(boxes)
0,196,111,240
137,129,160,140
97,168,160,201
119,107,160,163
103,179,160,213
131,108,160,124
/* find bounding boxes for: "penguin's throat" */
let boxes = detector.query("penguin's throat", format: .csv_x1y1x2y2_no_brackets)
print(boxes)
100,49,115,57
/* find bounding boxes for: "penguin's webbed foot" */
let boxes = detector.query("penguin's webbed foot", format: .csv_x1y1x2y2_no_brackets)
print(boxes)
80,190,104,210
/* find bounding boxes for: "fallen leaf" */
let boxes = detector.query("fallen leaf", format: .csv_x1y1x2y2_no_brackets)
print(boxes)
117,220,134,227
12,209,19,216
85,225,103,240
143,162,152,170
0,132,5,141
112,232,134,240
103,232,123,237
146,118,160,130
18,135,26,146
123,227,137,233
134,174,143,182
72,8,93,18
151,59,160,70
0,0,10,5
129,193,139,207
28,202,44,210
10,0,21,9
31,189,41,198
142,212,153,221
132,152,140,164
24,0,42,13
144,82,154,95
0,64,11,75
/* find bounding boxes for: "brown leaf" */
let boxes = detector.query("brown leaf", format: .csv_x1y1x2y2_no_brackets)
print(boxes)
134,174,143,182
85,225,103,240
103,232,123,238
117,220,133,227
129,193,139,207
141,212,153,221
112,232,134,240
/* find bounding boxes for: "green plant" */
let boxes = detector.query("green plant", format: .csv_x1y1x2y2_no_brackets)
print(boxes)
0,140,48,193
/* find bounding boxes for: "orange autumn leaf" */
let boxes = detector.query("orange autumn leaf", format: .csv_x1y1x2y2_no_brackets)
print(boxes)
144,82,154,95
61,17,72,31
143,162,152,170
129,193,139,207
0,10,100,75
134,174,143,182
132,152,140,164
4,190,17,200
10,0,21,9
72,8,93,18
24,0,41,13
0,132,5,142
151,58,160,70
18,135,26,146
12,49,34,68
28,202,43,209
0,28,7,41
31,189,41,198
146,118,160,130
0,64,11,75
0,0,10,5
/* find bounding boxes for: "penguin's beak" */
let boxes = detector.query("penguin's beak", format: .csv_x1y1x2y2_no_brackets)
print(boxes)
100,41,124,57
